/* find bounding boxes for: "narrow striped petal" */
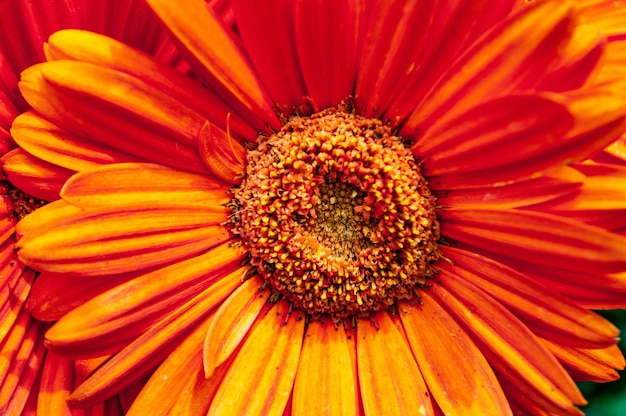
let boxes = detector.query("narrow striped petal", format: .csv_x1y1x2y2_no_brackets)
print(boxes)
36,352,73,416
11,111,140,171
60,163,229,210
1,148,72,201
430,277,586,415
198,121,245,185
66,267,245,407
442,246,620,348
402,0,575,136
293,316,358,416
540,338,625,383
293,0,362,110
43,243,244,358
16,200,231,276
19,61,210,174
399,298,511,416
357,311,434,416
127,314,223,416
145,0,280,131
45,29,258,140
440,208,626,274
203,275,267,377
230,0,307,111
208,300,305,416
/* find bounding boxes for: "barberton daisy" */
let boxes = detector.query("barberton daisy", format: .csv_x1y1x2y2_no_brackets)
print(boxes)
2,0,626,414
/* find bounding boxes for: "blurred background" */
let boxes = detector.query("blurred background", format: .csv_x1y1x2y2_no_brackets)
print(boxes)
579,310,626,416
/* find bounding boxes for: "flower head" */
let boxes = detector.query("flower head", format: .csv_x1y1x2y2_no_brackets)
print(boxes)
4,0,626,415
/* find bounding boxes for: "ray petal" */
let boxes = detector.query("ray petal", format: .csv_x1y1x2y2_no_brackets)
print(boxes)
45,29,258,139
208,300,305,416
399,298,511,416
145,0,279,130
43,242,244,358
66,267,245,407
203,275,267,377
198,121,245,185
440,208,626,274
357,311,434,416
430,275,586,415
19,61,210,174
16,200,232,276
60,162,230,210
292,0,362,110
292,316,358,416
441,246,620,348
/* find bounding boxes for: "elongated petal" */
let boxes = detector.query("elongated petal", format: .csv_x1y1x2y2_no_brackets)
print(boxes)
203,275,267,377
441,246,620,348
19,61,210,173
44,243,244,358
208,300,305,416
36,352,73,416
293,316,358,416
66,267,245,407
127,314,222,416
145,0,279,131
198,121,245,185
1,148,71,201
430,276,586,415
540,338,625,383
399,298,511,416
45,29,258,140
440,208,626,273
435,167,583,208
27,271,141,321
293,0,362,110
16,200,231,276
60,163,229,210
357,311,434,416
230,0,306,110
11,111,140,172
403,0,575,135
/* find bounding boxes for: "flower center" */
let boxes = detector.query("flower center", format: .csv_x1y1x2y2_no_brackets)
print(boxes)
1,182,46,221
231,108,441,317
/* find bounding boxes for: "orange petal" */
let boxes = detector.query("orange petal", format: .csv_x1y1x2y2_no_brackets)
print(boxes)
399,298,511,416
11,111,140,172
127,313,226,416
207,300,305,416
441,246,620,348
36,352,73,415
60,162,229,210
435,167,583,208
440,208,626,274
66,266,245,407
44,242,244,358
19,61,209,173
292,316,358,416
203,275,267,377
1,148,71,201
292,0,362,110
45,29,258,140
145,0,279,131
540,338,625,383
403,0,575,135
198,121,245,185
16,200,231,276
230,0,306,111
430,276,586,414
357,311,434,416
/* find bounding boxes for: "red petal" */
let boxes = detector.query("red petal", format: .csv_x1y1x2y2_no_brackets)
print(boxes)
198,121,245,185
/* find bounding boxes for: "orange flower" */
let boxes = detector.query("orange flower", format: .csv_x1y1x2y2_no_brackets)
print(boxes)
4,0,626,414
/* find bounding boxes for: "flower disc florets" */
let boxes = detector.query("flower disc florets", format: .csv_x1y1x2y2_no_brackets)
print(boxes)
231,108,441,317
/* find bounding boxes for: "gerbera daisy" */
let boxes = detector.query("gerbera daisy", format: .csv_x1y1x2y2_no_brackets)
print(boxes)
5,0,626,414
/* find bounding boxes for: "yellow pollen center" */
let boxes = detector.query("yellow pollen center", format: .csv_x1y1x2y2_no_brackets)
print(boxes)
231,108,441,317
